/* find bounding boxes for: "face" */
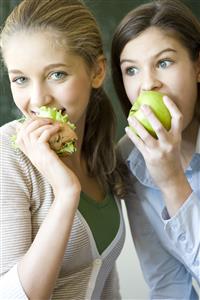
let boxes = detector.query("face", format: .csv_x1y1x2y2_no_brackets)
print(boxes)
4,30,98,125
120,27,200,130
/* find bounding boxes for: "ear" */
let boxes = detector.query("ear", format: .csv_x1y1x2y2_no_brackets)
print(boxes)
91,55,106,88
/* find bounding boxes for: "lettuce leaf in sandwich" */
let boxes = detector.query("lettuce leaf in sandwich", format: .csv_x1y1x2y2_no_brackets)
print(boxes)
12,106,77,156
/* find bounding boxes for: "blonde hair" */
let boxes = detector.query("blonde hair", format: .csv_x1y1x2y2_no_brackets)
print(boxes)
1,0,103,65
1,0,128,197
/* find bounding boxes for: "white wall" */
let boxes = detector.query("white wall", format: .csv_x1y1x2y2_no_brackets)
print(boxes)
117,201,149,300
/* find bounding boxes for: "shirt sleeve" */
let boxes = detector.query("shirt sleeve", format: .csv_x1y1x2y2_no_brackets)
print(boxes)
162,192,200,284
125,195,198,299
0,130,32,298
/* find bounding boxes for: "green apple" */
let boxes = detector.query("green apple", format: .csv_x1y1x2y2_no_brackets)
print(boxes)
128,91,171,138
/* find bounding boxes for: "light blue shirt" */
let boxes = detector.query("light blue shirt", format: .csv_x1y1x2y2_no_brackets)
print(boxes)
118,129,200,300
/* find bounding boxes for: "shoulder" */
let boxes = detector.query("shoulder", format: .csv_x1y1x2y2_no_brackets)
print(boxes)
0,120,33,178
0,121,23,159
1,121,20,156
0,120,20,151
0,121,51,205
117,134,134,161
0,120,18,137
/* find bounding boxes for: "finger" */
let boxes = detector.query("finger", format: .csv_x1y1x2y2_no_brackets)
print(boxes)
163,96,183,133
34,123,60,143
16,123,60,154
16,119,54,146
140,105,168,141
128,114,156,146
125,125,148,156
16,118,34,143
15,117,33,132
23,118,53,135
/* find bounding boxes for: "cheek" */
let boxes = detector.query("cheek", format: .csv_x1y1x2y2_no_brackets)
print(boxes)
61,80,91,105
10,87,30,117
173,80,197,112
122,76,135,104
59,79,91,121
11,87,24,108
173,93,197,129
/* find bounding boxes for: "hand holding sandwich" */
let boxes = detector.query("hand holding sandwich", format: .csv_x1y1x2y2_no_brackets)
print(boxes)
15,107,80,199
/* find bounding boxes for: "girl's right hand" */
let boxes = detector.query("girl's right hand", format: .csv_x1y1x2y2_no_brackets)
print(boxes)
16,118,81,199
126,96,192,215
126,95,184,188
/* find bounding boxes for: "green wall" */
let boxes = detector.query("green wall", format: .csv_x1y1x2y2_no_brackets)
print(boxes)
1,0,200,140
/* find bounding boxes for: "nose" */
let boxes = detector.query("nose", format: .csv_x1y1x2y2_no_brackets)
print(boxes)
141,68,162,92
30,82,53,107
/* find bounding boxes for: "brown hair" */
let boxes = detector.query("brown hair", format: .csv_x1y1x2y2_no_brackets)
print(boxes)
0,0,128,197
111,0,200,120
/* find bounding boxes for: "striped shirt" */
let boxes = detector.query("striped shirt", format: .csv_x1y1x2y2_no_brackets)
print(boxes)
0,121,125,299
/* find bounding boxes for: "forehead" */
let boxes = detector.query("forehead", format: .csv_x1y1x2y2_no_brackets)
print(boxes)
120,27,185,60
4,30,83,71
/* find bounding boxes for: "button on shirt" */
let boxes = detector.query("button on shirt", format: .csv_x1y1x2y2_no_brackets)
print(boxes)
118,129,200,300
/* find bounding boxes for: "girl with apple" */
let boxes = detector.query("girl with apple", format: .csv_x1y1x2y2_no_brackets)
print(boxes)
112,0,200,298
0,0,128,298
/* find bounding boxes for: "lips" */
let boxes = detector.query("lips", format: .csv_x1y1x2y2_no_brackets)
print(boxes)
31,107,66,117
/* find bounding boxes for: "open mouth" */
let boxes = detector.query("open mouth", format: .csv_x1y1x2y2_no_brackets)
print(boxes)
31,107,66,116
60,108,66,115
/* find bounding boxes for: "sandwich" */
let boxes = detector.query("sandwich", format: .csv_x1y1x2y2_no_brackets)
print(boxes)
12,106,77,156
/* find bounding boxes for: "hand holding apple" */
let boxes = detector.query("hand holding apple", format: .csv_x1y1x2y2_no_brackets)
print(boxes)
129,91,171,138
126,92,190,216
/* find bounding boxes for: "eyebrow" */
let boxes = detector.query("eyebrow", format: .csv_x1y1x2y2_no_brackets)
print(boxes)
8,63,68,74
120,48,177,65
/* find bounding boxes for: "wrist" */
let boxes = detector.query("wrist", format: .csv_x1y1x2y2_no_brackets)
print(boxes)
160,174,192,217
53,187,81,208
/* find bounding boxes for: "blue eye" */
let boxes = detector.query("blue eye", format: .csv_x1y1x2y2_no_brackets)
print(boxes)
12,77,28,85
158,60,172,69
125,67,139,76
50,71,66,80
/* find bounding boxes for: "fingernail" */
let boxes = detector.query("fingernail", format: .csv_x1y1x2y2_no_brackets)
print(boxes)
163,95,169,101
125,126,129,133
141,104,149,112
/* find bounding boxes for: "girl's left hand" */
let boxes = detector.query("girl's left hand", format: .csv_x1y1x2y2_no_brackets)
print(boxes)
126,95,185,191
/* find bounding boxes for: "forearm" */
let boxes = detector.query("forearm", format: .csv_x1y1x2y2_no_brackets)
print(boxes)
163,192,200,284
160,172,192,217
18,191,80,299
